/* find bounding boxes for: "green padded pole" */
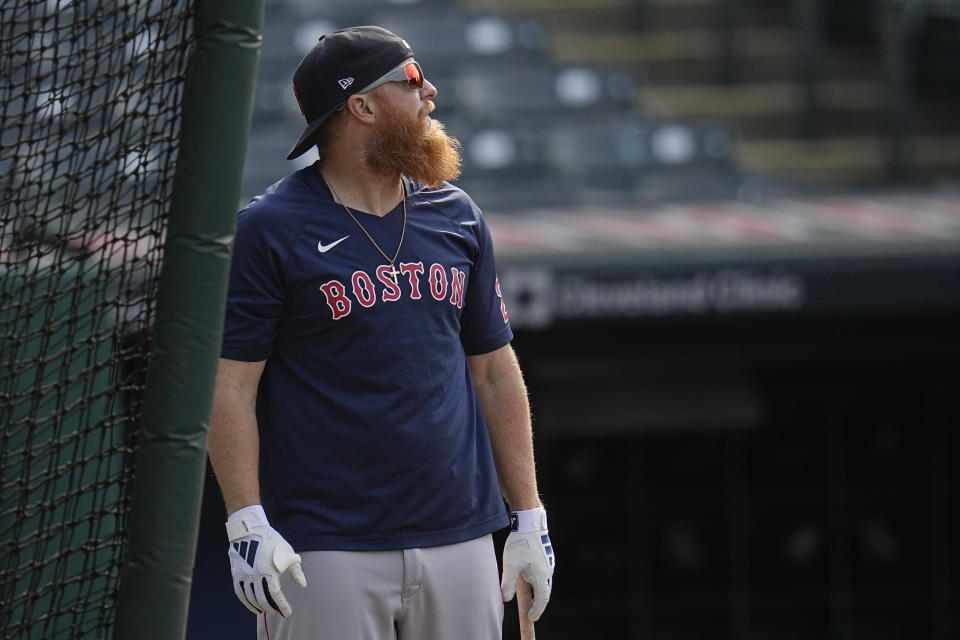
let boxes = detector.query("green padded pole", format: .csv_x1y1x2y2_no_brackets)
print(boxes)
113,0,265,637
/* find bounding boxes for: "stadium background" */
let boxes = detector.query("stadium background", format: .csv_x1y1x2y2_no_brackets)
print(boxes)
184,0,960,638
2,0,956,638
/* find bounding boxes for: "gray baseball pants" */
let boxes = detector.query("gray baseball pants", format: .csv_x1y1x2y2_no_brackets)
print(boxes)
257,534,503,640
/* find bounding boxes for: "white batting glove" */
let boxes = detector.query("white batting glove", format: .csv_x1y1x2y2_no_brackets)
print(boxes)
501,506,555,621
226,505,307,617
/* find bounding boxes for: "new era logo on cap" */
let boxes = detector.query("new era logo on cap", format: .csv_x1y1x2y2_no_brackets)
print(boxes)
287,26,417,160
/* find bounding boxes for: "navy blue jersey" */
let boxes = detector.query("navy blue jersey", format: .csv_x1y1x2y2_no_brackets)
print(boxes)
221,164,513,551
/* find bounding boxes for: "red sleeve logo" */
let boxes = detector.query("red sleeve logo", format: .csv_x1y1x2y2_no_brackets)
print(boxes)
495,278,508,323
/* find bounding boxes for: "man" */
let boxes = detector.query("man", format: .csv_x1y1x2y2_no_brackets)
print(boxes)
208,26,555,640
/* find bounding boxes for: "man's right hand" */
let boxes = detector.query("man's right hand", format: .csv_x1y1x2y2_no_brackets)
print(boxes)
226,505,307,617
501,506,555,622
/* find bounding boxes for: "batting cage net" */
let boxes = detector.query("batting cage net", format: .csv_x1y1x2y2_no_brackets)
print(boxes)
1,1,195,637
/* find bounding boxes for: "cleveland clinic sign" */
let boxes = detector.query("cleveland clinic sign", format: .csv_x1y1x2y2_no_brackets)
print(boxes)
501,268,808,327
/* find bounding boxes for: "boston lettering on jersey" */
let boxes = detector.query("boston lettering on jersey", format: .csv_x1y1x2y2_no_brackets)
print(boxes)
319,261,468,320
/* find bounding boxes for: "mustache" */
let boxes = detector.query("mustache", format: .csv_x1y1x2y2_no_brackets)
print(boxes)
421,100,436,118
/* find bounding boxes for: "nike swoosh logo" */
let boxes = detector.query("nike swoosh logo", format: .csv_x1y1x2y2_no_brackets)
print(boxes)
317,235,349,253
459,220,478,227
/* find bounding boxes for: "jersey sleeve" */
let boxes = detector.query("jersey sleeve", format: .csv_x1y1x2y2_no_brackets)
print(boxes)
220,206,287,362
459,201,513,355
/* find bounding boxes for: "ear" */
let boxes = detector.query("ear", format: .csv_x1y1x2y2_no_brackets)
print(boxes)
344,93,377,125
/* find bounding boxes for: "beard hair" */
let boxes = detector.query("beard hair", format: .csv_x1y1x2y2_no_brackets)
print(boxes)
365,99,462,188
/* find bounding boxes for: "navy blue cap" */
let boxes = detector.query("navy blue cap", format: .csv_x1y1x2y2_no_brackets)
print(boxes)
287,26,414,160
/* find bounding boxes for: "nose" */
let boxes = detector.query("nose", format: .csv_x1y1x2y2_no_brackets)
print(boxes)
421,79,437,101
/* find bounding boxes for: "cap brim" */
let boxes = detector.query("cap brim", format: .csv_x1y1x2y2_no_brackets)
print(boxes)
286,104,340,160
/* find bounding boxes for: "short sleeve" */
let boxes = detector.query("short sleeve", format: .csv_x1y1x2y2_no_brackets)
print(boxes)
459,203,513,355
220,207,287,362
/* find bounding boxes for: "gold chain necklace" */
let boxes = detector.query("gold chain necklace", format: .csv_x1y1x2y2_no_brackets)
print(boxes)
323,172,407,285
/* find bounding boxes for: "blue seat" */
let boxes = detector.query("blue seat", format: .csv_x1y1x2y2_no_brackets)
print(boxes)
451,62,638,120
539,114,740,202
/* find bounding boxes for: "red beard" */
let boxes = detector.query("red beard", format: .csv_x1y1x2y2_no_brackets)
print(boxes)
365,100,462,188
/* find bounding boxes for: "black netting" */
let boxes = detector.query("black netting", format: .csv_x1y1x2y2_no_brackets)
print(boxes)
1,2,195,637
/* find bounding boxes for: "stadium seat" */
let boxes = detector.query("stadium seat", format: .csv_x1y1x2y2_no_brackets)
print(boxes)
543,114,739,202
451,62,638,120
280,0,456,15
442,117,573,211
366,8,549,73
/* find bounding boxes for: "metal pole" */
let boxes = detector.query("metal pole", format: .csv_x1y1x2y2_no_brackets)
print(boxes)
113,0,265,637
797,0,825,139
719,0,740,84
881,0,921,181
